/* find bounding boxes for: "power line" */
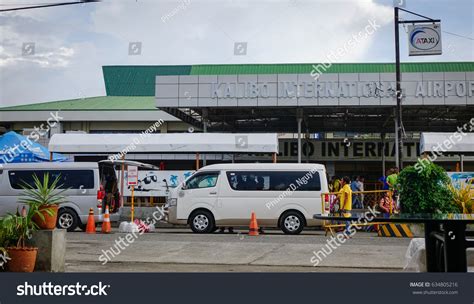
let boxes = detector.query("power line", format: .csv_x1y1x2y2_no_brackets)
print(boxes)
0,0,99,12
442,30,474,41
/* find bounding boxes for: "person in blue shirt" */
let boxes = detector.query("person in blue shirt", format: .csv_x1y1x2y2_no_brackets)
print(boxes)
378,169,391,191
351,176,362,209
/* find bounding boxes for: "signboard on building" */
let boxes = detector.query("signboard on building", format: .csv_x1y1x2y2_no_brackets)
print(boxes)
408,23,442,56
156,71,473,108
127,166,138,186
277,139,421,161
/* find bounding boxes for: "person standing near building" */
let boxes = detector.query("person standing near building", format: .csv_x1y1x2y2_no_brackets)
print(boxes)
350,176,362,209
337,176,352,236
378,191,393,216
357,176,365,208
333,176,341,192
328,176,335,192
379,169,391,191
386,167,399,209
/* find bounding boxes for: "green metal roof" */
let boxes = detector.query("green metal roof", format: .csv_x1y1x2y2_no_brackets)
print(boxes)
190,62,474,75
102,62,473,96
103,65,192,96
0,96,157,111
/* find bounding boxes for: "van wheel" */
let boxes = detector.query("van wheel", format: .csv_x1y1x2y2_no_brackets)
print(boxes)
57,208,79,232
279,211,305,235
189,210,215,233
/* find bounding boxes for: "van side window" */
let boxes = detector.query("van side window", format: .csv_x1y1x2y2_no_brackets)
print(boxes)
8,170,95,190
226,171,321,191
185,172,219,189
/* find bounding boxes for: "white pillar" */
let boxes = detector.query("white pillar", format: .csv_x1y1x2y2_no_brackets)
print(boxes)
297,109,303,164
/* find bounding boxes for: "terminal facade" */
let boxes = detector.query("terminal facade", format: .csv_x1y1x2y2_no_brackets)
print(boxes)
1,62,473,181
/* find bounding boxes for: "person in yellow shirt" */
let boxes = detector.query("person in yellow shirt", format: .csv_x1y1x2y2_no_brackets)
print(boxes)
337,176,352,235
338,176,352,215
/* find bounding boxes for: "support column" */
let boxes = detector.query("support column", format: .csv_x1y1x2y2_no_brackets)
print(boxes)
296,108,303,164
120,155,125,208
381,133,386,177
460,154,464,172
195,153,200,170
202,109,208,166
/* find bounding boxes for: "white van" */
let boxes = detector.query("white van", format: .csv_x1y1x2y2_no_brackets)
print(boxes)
166,163,328,234
0,162,121,231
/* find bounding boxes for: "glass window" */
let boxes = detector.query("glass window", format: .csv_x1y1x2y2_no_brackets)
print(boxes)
185,172,219,189
226,171,321,191
8,170,95,190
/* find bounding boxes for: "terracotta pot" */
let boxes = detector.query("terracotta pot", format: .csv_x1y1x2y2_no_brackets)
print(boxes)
33,204,59,230
6,247,38,272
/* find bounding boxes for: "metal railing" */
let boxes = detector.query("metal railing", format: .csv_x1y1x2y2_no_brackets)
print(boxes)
320,190,395,236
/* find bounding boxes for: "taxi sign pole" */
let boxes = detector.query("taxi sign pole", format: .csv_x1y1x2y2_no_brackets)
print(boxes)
127,165,138,222
131,186,135,222
393,3,441,170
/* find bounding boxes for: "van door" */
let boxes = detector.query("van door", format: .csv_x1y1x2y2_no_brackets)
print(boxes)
176,171,220,220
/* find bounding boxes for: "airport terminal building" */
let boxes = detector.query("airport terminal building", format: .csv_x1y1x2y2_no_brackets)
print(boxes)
1,62,473,180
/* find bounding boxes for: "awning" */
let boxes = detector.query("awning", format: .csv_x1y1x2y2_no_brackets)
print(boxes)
0,131,67,163
49,133,278,154
98,160,159,170
420,132,474,155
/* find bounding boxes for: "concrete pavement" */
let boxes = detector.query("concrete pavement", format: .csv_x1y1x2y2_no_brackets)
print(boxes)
65,228,412,272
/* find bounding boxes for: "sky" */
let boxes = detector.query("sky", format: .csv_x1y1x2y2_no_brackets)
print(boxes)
0,0,473,107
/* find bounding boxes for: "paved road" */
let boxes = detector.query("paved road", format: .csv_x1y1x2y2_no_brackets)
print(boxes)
66,228,412,272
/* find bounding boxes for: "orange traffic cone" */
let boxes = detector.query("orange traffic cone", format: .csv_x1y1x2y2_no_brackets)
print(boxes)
101,205,111,234
86,208,96,234
249,212,259,236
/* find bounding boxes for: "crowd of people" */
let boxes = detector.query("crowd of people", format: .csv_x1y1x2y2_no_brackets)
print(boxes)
329,167,400,216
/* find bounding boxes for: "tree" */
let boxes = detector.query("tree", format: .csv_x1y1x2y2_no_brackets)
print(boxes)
399,159,459,214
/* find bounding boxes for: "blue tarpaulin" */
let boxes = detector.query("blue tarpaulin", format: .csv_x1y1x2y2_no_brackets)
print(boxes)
0,131,68,164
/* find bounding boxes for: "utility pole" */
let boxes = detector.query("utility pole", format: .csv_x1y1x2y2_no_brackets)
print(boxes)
393,5,441,169
394,6,403,169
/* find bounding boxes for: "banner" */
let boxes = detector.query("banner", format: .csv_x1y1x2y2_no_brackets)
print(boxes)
119,170,194,197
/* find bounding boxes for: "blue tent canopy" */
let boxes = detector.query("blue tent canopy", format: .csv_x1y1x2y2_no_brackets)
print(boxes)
0,131,68,164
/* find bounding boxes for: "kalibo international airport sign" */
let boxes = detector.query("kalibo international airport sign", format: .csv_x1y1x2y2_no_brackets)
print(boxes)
408,23,442,56
156,72,474,107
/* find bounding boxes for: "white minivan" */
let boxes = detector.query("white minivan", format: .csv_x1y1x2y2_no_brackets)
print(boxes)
166,163,329,234
0,162,121,231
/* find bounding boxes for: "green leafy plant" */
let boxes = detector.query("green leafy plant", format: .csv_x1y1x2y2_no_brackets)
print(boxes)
0,208,39,248
19,173,67,211
448,180,473,214
17,173,67,228
399,159,460,214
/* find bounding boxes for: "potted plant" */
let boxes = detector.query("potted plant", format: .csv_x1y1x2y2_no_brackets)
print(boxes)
398,159,460,214
0,207,39,272
19,173,67,230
